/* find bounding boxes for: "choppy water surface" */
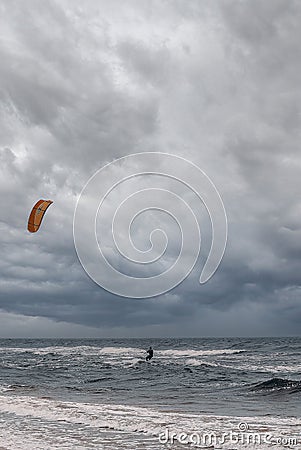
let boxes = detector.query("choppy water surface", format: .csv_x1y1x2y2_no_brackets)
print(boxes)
0,337,300,449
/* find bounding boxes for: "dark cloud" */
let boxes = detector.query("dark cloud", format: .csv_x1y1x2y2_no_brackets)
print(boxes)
0,0,300,337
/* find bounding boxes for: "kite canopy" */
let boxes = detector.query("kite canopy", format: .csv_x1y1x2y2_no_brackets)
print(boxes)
28,199,53,233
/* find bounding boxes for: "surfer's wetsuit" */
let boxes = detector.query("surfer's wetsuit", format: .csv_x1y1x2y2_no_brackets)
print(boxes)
146,347,153,361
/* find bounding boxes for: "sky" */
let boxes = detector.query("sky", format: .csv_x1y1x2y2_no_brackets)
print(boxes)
0,0,300,338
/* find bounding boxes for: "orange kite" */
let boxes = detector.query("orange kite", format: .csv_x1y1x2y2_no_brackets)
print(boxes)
28,199,53,233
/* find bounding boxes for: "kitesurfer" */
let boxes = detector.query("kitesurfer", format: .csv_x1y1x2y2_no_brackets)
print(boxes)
146,346,153,361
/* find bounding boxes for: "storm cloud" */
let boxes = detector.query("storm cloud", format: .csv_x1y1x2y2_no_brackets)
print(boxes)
0,0,300,337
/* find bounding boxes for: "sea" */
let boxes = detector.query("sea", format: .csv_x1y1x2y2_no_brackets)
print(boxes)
0,337,300,449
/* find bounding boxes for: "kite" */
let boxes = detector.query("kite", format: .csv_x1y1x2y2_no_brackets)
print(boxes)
27,199,53,233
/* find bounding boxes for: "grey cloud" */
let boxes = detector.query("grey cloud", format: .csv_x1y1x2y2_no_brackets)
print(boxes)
0,0,300,337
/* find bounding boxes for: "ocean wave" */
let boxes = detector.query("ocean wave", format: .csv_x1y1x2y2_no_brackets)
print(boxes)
185,358,219,367
251,378,301,394
0,384,37,393
0,394,299,449
157,349,243,357
0,345,244,358
84,377,115,384
0,345,108,356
